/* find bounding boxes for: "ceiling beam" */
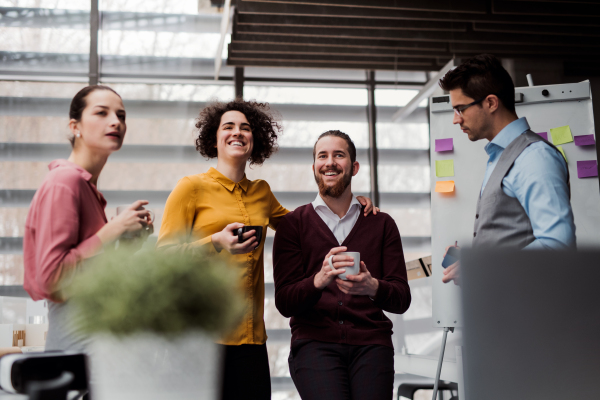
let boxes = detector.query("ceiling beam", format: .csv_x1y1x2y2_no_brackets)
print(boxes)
237,0,487,14
236,13,469,32
233,24,600,47
235,1,600,27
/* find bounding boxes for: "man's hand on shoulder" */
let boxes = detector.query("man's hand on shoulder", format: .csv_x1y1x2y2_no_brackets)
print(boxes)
314,246,353,290
336,261,379,297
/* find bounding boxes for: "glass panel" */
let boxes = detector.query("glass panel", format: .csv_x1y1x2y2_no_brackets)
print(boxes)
0,1,89,10
245,86,368,106
100,0,208,15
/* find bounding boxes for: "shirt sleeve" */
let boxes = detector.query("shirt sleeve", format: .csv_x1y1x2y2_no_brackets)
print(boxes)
503,143,576,250
273,215,323,317
267,184,290,231
371,216,412,314
156,177,217,256
30,183,103,301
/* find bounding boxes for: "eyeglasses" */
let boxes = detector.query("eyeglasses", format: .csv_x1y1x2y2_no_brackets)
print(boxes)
453,96,488,116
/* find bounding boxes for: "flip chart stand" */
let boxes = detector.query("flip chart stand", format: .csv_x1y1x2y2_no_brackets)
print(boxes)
432,327,454,400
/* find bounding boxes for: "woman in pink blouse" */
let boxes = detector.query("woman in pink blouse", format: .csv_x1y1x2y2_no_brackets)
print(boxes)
23,85,153,351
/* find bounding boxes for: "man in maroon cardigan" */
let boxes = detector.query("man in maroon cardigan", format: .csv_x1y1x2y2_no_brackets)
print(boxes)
273,130,411,400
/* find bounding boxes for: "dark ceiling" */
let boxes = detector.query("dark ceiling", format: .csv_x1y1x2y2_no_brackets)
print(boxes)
226,0,600,76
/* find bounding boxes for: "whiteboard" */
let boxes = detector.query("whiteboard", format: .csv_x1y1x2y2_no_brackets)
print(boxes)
429,81,600,328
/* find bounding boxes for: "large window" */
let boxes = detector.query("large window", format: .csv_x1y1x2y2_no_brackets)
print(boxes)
1,1,435,398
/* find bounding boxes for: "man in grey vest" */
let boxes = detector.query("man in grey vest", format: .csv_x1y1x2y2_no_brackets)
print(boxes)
438,54,576,285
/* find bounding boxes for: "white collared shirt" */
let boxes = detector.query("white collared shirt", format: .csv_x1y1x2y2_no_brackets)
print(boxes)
312,194,362,245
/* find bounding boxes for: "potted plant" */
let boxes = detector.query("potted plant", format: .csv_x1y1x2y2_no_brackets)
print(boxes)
68,245,243,400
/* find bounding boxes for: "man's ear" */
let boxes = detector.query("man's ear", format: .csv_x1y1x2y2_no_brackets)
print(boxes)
352,161,360,176
312,163,315,173
487,95,500,114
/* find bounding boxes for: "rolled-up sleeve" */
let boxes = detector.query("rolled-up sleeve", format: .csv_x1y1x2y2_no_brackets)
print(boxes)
504,143,576,250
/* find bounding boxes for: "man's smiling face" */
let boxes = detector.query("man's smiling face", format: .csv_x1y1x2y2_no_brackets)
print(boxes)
312,135,358,198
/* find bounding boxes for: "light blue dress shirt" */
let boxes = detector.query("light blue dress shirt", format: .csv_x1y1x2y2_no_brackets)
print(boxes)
480,117,576,249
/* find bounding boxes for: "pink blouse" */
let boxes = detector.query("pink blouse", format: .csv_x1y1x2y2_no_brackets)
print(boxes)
23,160,107,301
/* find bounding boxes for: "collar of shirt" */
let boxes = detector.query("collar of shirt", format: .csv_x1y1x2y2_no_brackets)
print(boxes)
207,167,249,192
484,117,531,156
312,193,361,219
49,159,93,181
48,159,107,208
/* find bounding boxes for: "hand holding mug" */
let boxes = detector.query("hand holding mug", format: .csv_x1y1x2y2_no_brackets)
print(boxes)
115,201,154,239
336,261,379,297
211,222,257,255
314,246,354,290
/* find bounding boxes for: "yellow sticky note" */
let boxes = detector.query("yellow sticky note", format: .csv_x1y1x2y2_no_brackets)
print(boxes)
435,180,455,193
557,146,567,162
550,125,573,145
436,160,454,177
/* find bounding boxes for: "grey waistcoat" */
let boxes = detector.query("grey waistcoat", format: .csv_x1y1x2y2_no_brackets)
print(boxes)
472,130,569,249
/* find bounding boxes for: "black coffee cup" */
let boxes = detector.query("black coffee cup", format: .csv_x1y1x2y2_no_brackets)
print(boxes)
234,225,264,245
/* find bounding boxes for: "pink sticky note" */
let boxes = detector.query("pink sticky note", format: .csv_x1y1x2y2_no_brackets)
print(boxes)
535,132,548,141
435,138,453,152
577,160,598,178
574,135,596,146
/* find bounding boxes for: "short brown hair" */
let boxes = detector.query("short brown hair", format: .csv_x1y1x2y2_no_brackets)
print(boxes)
195,99,281,166
313,130,356,164
439,54,516,113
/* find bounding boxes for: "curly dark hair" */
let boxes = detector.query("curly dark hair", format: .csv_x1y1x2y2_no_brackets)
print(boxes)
195,99,281,166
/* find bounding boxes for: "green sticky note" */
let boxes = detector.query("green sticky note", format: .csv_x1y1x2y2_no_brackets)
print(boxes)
550,125,574,145
557,146,567,162
436,160,454,177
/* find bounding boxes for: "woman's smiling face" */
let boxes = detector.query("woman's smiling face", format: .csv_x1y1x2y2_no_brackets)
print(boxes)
215,110,254,163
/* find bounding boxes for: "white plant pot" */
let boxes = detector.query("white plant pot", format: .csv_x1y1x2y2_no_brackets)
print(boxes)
89,332,222,400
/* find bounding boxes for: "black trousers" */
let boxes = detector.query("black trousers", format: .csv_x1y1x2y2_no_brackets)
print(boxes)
288,340,395,400
220,343,271,400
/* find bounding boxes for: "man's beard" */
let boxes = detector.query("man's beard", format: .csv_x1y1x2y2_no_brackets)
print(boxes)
314,167,352,198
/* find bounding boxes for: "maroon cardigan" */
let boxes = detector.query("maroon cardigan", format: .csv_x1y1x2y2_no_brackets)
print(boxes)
273,204,411,349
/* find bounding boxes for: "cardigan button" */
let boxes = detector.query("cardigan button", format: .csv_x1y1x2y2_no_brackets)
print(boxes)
338,320,344,325
338,301,343,306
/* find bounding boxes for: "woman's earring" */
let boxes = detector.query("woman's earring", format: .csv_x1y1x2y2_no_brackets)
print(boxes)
75,131,81,138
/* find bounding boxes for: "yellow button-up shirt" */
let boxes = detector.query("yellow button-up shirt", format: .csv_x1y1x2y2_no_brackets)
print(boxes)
157,167,289,345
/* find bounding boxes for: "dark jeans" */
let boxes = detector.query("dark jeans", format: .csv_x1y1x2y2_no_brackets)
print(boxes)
288,339,395,400
220,343,271,400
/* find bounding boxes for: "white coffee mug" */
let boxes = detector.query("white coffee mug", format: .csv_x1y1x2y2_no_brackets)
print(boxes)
328,252,360,280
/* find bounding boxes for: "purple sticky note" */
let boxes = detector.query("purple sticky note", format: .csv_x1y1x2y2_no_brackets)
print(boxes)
435,138,453,152
577,160,598,178
574,135,596,146
535,132,548,141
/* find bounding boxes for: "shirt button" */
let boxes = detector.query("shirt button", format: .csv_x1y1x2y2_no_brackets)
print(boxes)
473,232,477,237
338,301,343,306
476,214,479,219
339,320,344,325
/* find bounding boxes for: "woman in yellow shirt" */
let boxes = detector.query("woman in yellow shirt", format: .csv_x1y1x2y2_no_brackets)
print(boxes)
157,99,374,400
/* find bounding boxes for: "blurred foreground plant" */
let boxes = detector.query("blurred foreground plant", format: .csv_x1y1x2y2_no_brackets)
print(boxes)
68,245,244,337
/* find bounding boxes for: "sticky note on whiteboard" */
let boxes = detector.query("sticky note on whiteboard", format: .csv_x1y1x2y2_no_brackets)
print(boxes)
435,181,455,193
557,146,567,162
574,135,596,146
436,160,454,177
435,138,454,152
550,126,574,145
577,160,598,178
535,132,548,141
